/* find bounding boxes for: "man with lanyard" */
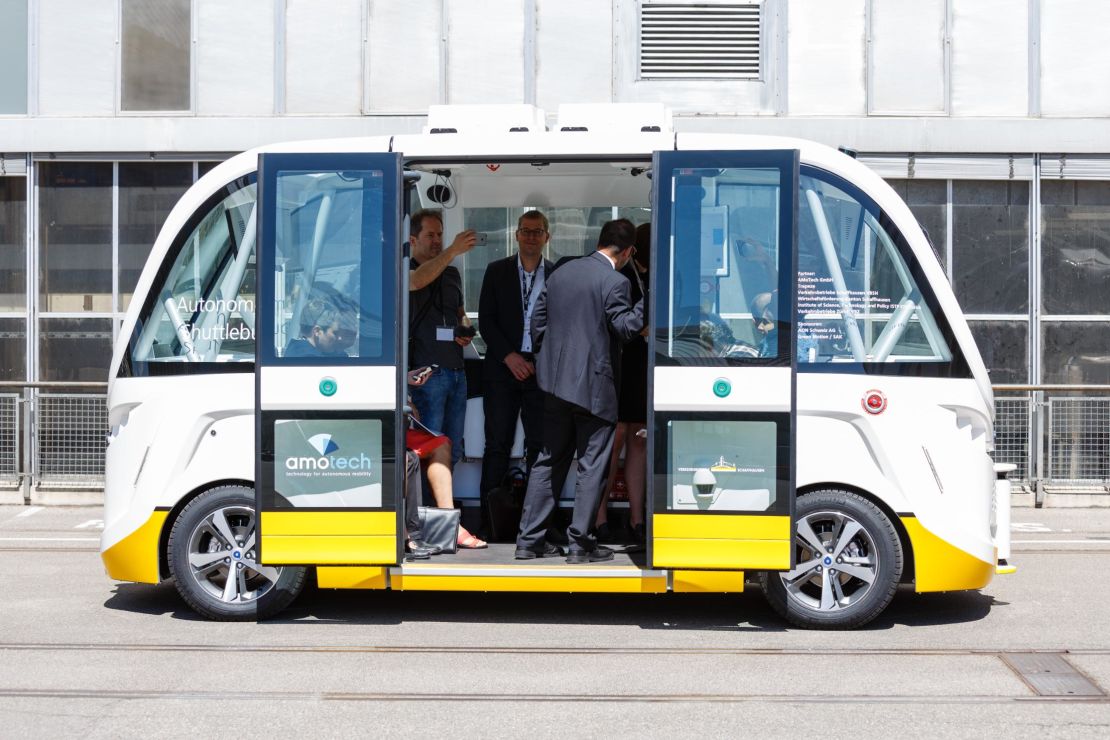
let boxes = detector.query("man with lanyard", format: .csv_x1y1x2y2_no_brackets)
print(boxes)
408,208,477,468
477,210,554,539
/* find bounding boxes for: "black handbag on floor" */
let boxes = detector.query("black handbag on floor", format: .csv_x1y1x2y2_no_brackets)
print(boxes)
417,506,461,554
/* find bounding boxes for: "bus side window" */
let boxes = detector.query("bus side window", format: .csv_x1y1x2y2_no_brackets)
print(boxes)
796,172,952,364
130,178,258,366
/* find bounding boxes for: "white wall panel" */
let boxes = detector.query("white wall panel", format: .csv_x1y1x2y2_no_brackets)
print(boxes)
367,0,441,112
197,0,274,115
536,0,612,110
950,0,1026,116
869,0,946,114
1041,0,1110,116
787,0,865,115
446,0,524,104
285,0,363,114
37,0,116,115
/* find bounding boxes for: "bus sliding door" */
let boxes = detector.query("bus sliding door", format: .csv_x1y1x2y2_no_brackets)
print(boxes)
648,150,798,573
255,153,405,566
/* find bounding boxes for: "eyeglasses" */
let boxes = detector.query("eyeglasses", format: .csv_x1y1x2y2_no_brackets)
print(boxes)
516,228,548,238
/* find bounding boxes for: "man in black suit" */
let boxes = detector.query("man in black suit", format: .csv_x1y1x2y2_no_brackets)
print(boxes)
515,219,645,563
477,210,554,538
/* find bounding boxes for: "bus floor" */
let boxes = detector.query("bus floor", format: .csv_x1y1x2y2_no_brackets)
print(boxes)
417,542,648,568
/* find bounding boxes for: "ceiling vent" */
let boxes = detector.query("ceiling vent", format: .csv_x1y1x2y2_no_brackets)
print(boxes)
638,1,761,80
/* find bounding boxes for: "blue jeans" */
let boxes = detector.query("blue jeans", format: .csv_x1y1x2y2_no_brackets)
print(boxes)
409,367,467,466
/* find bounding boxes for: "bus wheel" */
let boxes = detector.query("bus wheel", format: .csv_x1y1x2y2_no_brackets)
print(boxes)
167,485,306,621
761,490,902,630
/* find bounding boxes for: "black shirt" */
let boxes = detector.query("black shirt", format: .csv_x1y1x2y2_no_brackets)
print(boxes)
409,261,465,370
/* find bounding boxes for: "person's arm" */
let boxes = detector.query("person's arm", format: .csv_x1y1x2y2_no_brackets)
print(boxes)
478,262,513,363
604,278,645,343
409,230,477,291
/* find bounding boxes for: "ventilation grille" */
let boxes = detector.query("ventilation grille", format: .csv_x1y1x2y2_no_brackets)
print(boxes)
639,1,761,80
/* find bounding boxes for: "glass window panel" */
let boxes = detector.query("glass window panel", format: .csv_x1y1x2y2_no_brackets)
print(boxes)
198,161,223,178
662,167,783,361
38,163,113,313
273,170,389,361
1041,180,1110,315
40,317,113,381
952,181,1029,314
0,177,26,311
663,418,782,513
884,178,947,270
118,163,193,311
131,180,256,365
967,320,1028,384
0,318,26,380
0,0,28,114
797,173,952,363
121,0,191,111
1042,322,1110,385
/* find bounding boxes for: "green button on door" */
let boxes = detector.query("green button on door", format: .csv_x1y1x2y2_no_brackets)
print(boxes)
319,377,338,397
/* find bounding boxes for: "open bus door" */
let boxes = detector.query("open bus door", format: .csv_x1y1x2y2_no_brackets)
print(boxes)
648,149,798,577
255,153,406,567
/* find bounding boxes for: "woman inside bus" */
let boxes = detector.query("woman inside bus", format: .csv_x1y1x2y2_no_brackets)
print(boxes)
594,222,650,545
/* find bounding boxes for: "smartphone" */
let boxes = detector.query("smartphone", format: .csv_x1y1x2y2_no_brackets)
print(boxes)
410,365,437,383
474,232,488,246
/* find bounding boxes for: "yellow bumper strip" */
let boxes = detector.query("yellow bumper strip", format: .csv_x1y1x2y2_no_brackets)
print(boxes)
900,516,995,592
672,569,745,593
317,566,389,589
101,510,169,584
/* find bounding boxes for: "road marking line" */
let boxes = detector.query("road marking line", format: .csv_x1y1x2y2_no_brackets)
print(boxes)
0,537,99,542
1012,539,1110,544
1011,523,1051,533
14,507,44,519
75,520,104,530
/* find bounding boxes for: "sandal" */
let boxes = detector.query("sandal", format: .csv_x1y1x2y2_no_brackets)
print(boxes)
457,527,487,549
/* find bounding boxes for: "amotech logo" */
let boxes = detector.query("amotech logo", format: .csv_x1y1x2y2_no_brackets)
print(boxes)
285,432,373,472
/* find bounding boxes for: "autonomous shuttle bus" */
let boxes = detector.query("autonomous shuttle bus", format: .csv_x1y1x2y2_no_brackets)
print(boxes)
101,105,1013,629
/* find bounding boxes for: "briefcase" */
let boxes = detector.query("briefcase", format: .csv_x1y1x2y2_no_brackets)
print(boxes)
417,506,461,554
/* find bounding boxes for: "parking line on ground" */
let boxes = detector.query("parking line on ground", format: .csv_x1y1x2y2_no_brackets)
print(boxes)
13,507,44,519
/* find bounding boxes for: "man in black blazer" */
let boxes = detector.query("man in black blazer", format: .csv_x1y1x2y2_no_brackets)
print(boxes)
515,219,645,563
477,210,554,537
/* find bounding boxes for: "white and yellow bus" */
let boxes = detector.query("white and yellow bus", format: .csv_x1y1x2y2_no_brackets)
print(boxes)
100,105,1013,629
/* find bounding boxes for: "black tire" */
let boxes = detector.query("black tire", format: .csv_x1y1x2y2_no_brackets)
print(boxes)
761,489,902,630
167,485,306,621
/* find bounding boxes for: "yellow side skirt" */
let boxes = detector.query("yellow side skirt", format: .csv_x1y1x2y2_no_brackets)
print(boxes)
316,566,746,593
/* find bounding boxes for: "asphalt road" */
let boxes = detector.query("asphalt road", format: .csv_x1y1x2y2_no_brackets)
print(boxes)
1,505,1108,738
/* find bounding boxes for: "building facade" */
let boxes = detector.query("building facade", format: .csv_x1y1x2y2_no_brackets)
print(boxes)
1,0,1108,499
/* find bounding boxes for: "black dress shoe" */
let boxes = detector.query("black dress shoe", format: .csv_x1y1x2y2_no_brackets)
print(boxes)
545,528,569,546
406,541,441,560
515,542,561,559
566,545,614,564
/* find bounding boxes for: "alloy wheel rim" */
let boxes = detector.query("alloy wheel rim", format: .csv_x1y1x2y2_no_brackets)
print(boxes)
778,509,879,613
186,505,282,605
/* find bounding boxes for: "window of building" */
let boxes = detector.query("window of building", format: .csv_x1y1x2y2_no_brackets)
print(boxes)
884,178,946,270
38,163,114,313
121,0,192,112
638,0,761,80
0,0,28,114
953,180,1029,314
39,317,114,382
118,162,194,311
0,176,26,314
1041,180,1110,316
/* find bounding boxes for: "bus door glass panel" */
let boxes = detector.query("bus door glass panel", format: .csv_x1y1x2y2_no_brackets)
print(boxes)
256,153,403,566
649,150,798,572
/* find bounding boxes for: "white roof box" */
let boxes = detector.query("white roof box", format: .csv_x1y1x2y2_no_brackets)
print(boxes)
423,104,547,135
555,103,673,134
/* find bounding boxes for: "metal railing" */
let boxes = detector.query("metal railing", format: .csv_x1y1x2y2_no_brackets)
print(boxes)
0,381,1106,503
994,385,1110,503
0,382,108,497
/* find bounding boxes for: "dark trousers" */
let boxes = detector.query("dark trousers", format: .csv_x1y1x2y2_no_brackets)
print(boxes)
479,370,544,530
403,451,422,542
516,393,616,553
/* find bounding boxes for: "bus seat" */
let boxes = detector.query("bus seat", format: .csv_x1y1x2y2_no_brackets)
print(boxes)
463,396,525,459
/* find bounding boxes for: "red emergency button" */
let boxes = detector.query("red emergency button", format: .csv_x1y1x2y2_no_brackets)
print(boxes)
862,390,887,415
